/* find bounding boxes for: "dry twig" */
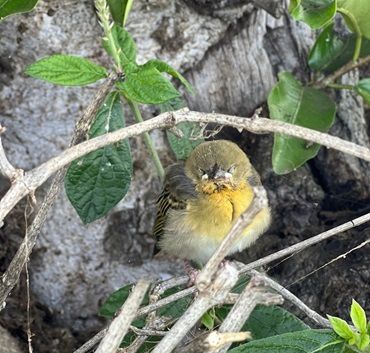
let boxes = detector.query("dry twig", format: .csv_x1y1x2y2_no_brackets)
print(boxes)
249,270,330,328
95,279,151,353
151,264,239,353
214,276,283,353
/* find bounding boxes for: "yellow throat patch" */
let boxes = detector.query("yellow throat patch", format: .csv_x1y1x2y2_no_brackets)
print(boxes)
185,181,254,239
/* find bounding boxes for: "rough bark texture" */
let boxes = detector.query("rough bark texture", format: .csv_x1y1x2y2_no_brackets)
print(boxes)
1,0,369,352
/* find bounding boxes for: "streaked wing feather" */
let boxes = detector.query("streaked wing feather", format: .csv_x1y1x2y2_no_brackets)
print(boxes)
153,163,196,239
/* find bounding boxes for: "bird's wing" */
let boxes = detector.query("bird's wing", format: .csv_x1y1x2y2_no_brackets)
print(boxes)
153,163,196,239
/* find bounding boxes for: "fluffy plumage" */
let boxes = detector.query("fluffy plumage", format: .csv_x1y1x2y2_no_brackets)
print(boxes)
153,140,271,265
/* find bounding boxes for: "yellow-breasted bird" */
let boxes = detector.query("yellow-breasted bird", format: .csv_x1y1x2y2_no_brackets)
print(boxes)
153,140,271,265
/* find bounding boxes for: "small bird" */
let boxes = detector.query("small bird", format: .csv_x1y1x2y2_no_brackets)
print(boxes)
153,140,271,266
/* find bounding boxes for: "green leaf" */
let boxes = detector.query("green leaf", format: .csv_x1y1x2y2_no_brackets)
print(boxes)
268,72,336,175
328,315,355,340
143,59,194,94
166,122,204,160
309,24,370,73
358,333,370,350
356,79,370,105
25,55,107,86
231,275,250,294
162,94,203,161
350,299,367,334
215,305,308,340
201,308,216,330
243,306,309,340
107,0,133,26
103,24,136,70
289,0,337,29
337,0,370,39
99,283,150,318
0,0,39,20
117,66,180,104
228,329,344,353
158,285,192,319
65,92,133,223
99,283,133,317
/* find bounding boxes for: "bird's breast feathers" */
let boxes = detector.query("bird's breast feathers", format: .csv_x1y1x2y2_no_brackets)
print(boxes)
185,182,254,239
159,181,271,263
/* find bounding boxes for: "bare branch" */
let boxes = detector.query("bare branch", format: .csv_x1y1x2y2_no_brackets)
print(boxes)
214,277,283,353
249,270,331,328
95,279,151,353
240,211,370,274
151,264,239,353
196,186,268,291
1,108,370,225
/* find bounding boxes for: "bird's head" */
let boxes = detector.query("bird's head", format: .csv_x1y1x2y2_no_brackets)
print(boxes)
185,140,252,194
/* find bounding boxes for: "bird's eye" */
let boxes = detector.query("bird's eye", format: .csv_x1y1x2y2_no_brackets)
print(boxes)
227,165,236,174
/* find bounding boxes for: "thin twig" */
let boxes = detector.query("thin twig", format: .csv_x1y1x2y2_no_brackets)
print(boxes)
73,329,107,353
249,270,330,328
286,238,370,289
315,54,370,88
1,108,370,225
0,74,116,312
239,211,370,274
196,186,267,291
95,280,151,353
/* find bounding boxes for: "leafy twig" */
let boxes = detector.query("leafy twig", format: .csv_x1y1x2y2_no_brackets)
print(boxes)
73,207,370,353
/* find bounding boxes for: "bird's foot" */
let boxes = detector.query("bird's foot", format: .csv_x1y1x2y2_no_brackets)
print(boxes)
184,260,200,287
219,259,231,268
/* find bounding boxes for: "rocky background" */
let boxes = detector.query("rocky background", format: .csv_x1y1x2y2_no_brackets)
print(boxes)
1,0,370,352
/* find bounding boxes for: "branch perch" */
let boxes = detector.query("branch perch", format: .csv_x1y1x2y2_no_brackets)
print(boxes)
1,108,370,226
